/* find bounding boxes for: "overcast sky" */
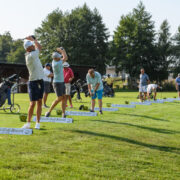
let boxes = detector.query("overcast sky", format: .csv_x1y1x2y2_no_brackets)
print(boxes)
0,0,179,40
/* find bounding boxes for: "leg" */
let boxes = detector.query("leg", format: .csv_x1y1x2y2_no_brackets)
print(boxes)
178,91,180,98
98,99,102,111
48,96,63,113
147,92,150,100
139,92,143,102
68,95,73,107
36,99,42,123
91,99,95,111
61,95,66,116
43,93,48,106
27,101,36,123
144,92,147,101
154,92,157,100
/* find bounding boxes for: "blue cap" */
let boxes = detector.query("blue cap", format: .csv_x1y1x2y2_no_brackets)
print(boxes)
45,63,51,67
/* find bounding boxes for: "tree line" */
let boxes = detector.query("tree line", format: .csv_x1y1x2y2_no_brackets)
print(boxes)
0,2,180,82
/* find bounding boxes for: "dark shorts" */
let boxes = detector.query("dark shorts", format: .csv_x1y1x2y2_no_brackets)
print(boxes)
28,80,44,101
53,82,65,97
44,81,51,93
178,85,180,92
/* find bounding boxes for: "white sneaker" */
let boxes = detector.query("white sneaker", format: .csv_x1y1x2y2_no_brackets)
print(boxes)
22,123,30,129
35,123,40,130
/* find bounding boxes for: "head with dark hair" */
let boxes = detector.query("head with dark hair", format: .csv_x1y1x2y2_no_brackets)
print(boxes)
140,68,145,74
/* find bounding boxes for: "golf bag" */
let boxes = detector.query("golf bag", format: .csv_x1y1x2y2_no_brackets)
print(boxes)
0,74,19,107
103,82,114,97
70,79,89,99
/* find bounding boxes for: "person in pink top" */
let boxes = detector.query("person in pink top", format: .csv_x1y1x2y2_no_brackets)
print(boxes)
63,62,74,108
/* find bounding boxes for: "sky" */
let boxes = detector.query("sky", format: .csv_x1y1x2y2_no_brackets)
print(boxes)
0,0,180,40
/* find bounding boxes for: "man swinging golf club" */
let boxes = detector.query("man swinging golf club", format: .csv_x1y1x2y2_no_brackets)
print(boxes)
45,47,68,118
22,36,44,129
86,69,103,114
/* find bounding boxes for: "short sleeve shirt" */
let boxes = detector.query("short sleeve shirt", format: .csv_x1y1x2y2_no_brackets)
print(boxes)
86,71,103,91
43,68,51,82
25,49,44,81
176,77,180,85
52,60,64,83
63,68,74,83
140,73,149,86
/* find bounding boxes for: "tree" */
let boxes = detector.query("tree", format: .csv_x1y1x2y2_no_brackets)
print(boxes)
0,32,13,62
113,2,158,80
156,20,172,81
7,39,25,64
172,26,180,77
35,4,109,74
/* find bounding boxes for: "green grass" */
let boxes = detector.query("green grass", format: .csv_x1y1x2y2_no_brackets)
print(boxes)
0,92,180,180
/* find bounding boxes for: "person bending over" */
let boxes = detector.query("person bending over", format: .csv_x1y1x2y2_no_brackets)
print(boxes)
63,62,74,108
147,84,162,101
22,36,44,129
43,63,53,108
45,47,68,118
139,68,150,102
86,69,103,114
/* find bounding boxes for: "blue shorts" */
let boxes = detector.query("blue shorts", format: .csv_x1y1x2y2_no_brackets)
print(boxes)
28,80,44,101
92,89,103,100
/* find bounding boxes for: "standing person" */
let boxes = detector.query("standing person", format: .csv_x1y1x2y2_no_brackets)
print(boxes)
105,74,114,89
86,69,103,114
45,47,68,118
43,63,53,108
22,36,44,129
63,62,74,108
139,68,150,102
147,84,162,100
175,73,180,98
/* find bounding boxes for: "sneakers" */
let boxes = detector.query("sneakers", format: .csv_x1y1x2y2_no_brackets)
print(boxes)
90,110,95,112
43,104,49,108
35,123,40,130
70,104,73,108
22,123,30,129
99,110,103,114
45,111,51,117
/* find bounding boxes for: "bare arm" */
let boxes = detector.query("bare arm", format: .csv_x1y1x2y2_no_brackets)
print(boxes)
94,83,100,92
57,48,68,62
48,73,53,78
26,36,42,51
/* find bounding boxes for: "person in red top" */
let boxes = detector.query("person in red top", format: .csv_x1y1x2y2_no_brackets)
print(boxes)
63,62,74,108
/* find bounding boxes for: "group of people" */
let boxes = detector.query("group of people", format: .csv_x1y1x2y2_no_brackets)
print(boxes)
21,36,180,130
22,36,103,129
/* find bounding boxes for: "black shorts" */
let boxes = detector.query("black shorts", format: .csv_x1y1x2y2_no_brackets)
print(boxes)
44,81,51,93
28,80,44,101
53,82,65,97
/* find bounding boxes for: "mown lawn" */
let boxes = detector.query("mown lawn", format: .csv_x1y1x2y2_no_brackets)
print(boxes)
0,92,180,180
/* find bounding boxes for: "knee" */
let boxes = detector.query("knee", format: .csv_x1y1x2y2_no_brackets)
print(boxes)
30,102,36,108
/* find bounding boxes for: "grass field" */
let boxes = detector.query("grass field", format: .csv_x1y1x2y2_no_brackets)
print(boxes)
0,92,180,180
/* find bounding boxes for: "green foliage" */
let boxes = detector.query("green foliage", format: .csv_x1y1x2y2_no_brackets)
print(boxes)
35,4,109,74
0,32,13,62
7,40,25,64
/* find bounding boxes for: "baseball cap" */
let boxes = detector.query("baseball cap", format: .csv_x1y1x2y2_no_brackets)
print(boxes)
52,52,62,59
63,62,69,67
45,63,51,67
23,40,33,50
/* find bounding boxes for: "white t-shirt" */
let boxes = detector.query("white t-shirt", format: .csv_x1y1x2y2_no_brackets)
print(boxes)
43,68,51,82
147,84,158,93
25,49,44,81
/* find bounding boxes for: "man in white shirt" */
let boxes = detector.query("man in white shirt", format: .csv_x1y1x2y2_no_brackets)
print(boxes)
43,63,53,108
147,84,161,100
22,36,44,130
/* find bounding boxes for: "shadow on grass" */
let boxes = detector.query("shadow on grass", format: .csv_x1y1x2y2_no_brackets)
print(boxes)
120,113,169,122
71,130,180,154
92,120,179,134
